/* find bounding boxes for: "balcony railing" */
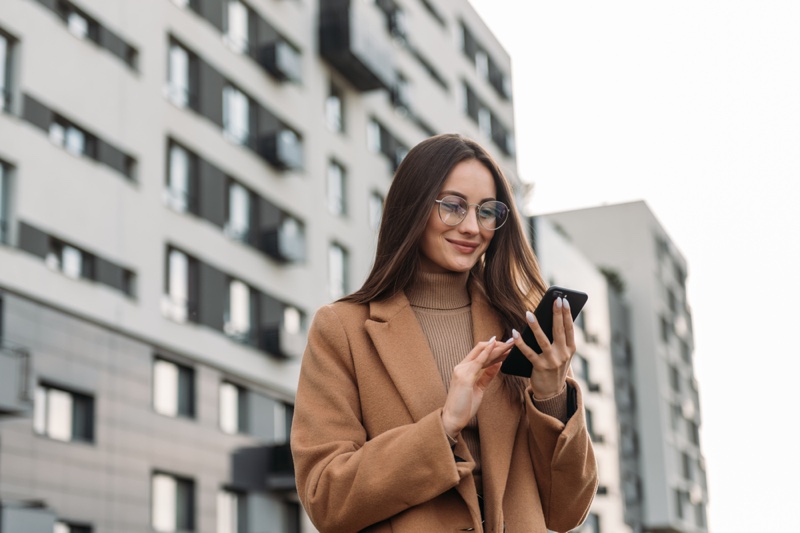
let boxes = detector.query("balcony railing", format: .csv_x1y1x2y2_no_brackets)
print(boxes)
319,0,396,92
0,339,32,416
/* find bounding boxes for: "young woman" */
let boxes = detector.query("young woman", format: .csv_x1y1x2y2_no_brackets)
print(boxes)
291,134,597,532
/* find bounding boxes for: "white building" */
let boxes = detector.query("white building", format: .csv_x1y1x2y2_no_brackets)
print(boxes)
543,201,709,533
0,0,519,531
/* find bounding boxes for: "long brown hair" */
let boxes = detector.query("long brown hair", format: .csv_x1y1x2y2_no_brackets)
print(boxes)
344,133,547,336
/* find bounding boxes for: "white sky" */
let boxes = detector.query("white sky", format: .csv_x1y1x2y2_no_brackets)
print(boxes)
467,1,800,531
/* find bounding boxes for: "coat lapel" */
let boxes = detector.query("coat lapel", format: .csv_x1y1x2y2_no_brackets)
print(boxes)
471,283,521,531
365,291,447,422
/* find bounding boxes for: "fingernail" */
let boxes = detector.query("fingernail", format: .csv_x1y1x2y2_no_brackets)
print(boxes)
505,337,514,344
512,328,520,339
563,297,571,310
488,336,496,344
556,297,563,309
526,311,535,323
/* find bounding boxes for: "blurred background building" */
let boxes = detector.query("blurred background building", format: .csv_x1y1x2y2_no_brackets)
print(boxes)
0,0,706,532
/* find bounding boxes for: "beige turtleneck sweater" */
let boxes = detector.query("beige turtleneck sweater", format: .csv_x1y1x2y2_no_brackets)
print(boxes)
406,270,485,494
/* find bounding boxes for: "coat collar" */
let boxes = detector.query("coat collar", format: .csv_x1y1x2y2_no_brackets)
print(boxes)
365,279,521,529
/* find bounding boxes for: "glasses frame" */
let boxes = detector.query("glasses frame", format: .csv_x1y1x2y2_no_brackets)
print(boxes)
434,195,509,231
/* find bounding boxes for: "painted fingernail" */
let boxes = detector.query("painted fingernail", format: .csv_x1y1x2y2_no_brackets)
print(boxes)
526,311,535,323
488,336,496,344
556,297,563,309
563,297,571,310
512,328,520,339
505,337,514,344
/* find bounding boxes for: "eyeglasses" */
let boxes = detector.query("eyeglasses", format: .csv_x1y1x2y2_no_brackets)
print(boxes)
434,195,509,231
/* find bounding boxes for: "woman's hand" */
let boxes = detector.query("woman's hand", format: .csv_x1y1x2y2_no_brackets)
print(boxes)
510,297,576,398
441,337,514,439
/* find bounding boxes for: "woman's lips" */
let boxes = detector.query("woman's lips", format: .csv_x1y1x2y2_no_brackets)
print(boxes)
447,239,480,254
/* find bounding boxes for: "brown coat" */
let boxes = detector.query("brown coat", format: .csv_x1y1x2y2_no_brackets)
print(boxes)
291,285,597,533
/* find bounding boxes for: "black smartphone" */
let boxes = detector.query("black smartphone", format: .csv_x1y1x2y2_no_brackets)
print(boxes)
500,286,589,377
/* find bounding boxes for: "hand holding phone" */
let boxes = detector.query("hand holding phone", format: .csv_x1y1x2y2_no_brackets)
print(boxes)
500,286,588,377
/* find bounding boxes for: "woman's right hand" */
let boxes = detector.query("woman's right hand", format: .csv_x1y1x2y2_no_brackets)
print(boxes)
441,337,514,439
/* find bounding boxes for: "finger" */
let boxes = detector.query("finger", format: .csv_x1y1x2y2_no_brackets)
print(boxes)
463,338,494,362
562,297,576,351
526,310,550,355
484,342,513,367
476,361,502,389
474,337,497,365
552,298,566,347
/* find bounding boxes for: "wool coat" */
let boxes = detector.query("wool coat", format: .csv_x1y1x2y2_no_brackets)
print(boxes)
291,283,598,533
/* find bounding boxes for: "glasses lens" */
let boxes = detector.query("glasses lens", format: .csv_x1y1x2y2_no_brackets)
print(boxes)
478,201,509,230
438,196,468,226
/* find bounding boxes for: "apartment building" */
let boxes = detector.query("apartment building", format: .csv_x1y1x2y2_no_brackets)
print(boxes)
543,202,709,533
0,0,519,531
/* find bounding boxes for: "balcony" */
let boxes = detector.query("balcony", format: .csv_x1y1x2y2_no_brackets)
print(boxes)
319,0,396,91
0,340,32,417
260,215,306,264
0,501,56,531
259,40,302,83
259,128,303,171
260,323,304,359
231,443,295,493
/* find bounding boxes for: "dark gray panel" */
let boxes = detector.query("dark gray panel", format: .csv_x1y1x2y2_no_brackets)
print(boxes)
98,26,128,64
96,140,130,178
21,95,52,132
197,159,225,228
198,0,224,32
197,262,225,332
197,59,224,128
17,222,50,259
33,0,57,12
95,257,125,292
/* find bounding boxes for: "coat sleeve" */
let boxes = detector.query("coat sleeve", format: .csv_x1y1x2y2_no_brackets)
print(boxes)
290,305,469,532
526,377,598,532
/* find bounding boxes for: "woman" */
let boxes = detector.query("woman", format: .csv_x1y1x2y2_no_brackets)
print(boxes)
291,134,597,532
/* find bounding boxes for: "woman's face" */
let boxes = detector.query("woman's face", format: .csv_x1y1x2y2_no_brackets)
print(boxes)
419,159,497,274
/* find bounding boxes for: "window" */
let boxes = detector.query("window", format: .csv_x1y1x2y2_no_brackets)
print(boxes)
219,382,248,434
688,420,700,445
680,338,692,364
327,160,346,216
225,181,251,242
0,160,8,244
660,315,671,343
325,82,344,132
54,522,92,533
167,41,196,108
1,30,13,112
217,489,246,533
670,402,682,432
225,279,252,341
163,248,197,323
33,384,94,442
669,364,681,393
368,191,383,230
223,85,251,145
571,353,589,382
328,243,348,300
45,239,94,280
49,117,94,157
675,488,690,520
225,0,251,53
366,119,381,154
165,142,197,212
153,358,195,418
682,451,694,481
63,6,99,43
152,472,195,532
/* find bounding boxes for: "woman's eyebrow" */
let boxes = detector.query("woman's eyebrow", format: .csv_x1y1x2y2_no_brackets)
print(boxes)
439,190,497,202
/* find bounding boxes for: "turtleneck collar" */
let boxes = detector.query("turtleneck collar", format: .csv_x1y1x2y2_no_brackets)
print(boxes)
406,270,471,310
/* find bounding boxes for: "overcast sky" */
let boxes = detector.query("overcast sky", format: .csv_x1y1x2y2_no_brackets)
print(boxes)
466,1,800,531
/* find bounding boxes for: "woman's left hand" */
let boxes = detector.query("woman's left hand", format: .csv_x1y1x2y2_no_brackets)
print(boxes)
510,296,576,398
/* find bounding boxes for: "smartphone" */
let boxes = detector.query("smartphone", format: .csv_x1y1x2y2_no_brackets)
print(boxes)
500,286,589,377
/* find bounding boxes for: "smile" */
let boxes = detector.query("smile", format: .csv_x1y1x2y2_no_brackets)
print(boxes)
446,239,480,254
